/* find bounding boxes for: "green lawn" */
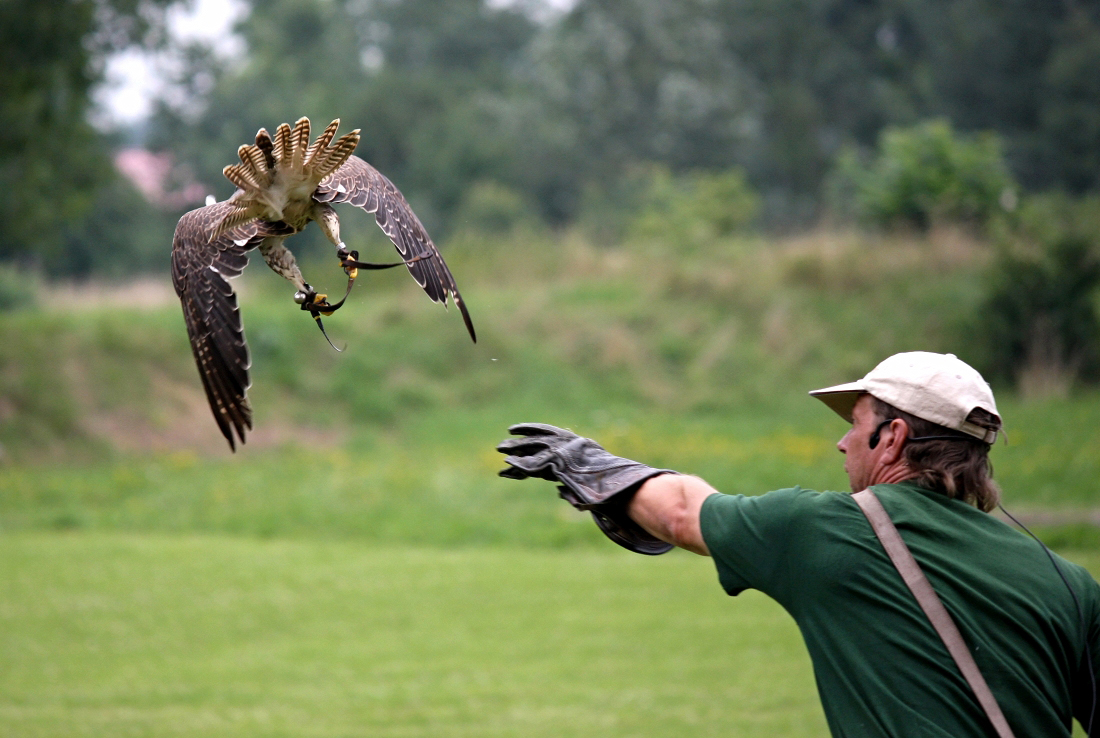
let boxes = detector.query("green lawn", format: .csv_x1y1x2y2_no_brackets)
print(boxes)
1,533,1096,737
1,533,826,737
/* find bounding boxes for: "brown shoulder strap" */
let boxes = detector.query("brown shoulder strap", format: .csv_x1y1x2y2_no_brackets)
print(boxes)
852,488,1016,738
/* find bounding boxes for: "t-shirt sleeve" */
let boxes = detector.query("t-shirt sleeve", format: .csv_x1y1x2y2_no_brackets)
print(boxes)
699,486,811,598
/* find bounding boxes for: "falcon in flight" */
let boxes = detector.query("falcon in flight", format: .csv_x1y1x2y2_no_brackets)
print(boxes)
172,117,475,450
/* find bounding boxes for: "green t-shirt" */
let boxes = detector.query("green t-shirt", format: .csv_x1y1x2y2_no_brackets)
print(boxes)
699,482,1100,737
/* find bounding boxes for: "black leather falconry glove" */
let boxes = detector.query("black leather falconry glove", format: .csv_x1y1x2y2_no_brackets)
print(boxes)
496,423,678,555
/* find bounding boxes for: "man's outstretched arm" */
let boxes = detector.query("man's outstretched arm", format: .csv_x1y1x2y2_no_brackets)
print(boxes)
628,475,718,556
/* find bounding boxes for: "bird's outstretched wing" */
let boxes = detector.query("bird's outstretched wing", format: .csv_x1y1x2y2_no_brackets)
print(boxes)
314,155,476,342
171,201,295,450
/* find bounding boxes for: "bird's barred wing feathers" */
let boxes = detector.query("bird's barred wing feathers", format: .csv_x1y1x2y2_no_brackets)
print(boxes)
171,201,294,450
314,155,476,342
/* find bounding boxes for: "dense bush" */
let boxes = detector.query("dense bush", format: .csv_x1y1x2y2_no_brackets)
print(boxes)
581,164,760,246
60,176,178,277
835,120,1016,230
629,166,760,242
453,181,541,235
0,266,37,311
975,194,1100,395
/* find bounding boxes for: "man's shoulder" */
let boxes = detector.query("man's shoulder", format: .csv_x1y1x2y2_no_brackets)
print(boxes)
702,485,856,528
1049,549,1100,609
700,486,870,598
764,485,857,510
733,485,849,501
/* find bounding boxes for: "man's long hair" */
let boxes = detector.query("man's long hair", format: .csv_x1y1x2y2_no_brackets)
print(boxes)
869,397,1002,512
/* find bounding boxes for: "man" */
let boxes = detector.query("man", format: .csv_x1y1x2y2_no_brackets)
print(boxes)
497,351,1099,737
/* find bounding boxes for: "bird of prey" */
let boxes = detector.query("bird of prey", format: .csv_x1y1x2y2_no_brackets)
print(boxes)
171,117,476,450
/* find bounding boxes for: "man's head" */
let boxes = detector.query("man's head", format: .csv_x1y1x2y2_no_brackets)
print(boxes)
810,352,1003,510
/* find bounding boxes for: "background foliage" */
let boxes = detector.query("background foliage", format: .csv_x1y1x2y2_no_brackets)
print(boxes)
0,0,177,272
0,0,1096,501
0,0,1098,469
5,0,1100,250
976,194,1100,393
834,119,1015,230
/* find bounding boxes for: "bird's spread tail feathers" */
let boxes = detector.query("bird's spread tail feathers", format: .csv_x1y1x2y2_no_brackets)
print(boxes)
209,117,361,241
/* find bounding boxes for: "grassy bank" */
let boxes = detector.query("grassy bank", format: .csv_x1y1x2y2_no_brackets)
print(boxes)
2,396,1098,546
0,227,1097,545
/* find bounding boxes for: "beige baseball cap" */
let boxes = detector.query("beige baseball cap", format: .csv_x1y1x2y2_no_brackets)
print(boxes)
809,352,1000,443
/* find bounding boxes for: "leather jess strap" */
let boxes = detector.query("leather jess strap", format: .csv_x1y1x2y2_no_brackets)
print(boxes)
852,489,1016,738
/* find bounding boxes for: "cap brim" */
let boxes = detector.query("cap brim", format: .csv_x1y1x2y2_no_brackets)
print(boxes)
808,381,866,423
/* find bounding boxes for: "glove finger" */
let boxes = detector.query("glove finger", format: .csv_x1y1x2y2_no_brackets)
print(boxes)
498,465,531,480
499,465,559,482
507,422,579,439
557,485,588,508
501,449,555,472
495,436,552,455
502,452,560,481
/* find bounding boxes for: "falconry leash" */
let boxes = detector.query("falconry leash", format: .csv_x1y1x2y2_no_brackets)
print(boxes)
852,488,1015,738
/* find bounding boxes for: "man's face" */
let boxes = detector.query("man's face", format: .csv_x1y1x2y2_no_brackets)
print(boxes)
836,394,883,492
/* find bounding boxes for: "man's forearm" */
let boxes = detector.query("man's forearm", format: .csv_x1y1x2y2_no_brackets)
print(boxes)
628,474,717,556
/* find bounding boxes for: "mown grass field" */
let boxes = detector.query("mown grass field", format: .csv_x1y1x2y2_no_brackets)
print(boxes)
1,534,1096,737
0,534,822,738
1,226,1098,735
0,533,1095,738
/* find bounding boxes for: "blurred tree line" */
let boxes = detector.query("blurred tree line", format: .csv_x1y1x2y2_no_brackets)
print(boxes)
0,0,180,275
5,0,1100,261
2,0,1100,388
143,0,1100,231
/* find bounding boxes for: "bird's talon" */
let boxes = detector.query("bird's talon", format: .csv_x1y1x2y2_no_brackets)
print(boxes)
306,293,337,316
312,294,334,315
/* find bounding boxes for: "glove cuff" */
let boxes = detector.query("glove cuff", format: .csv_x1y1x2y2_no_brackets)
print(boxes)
556,464,676,508
590,508,674,555
557,469,679,556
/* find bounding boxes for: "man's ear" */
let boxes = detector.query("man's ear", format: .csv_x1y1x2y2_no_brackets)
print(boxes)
879,418,909,464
